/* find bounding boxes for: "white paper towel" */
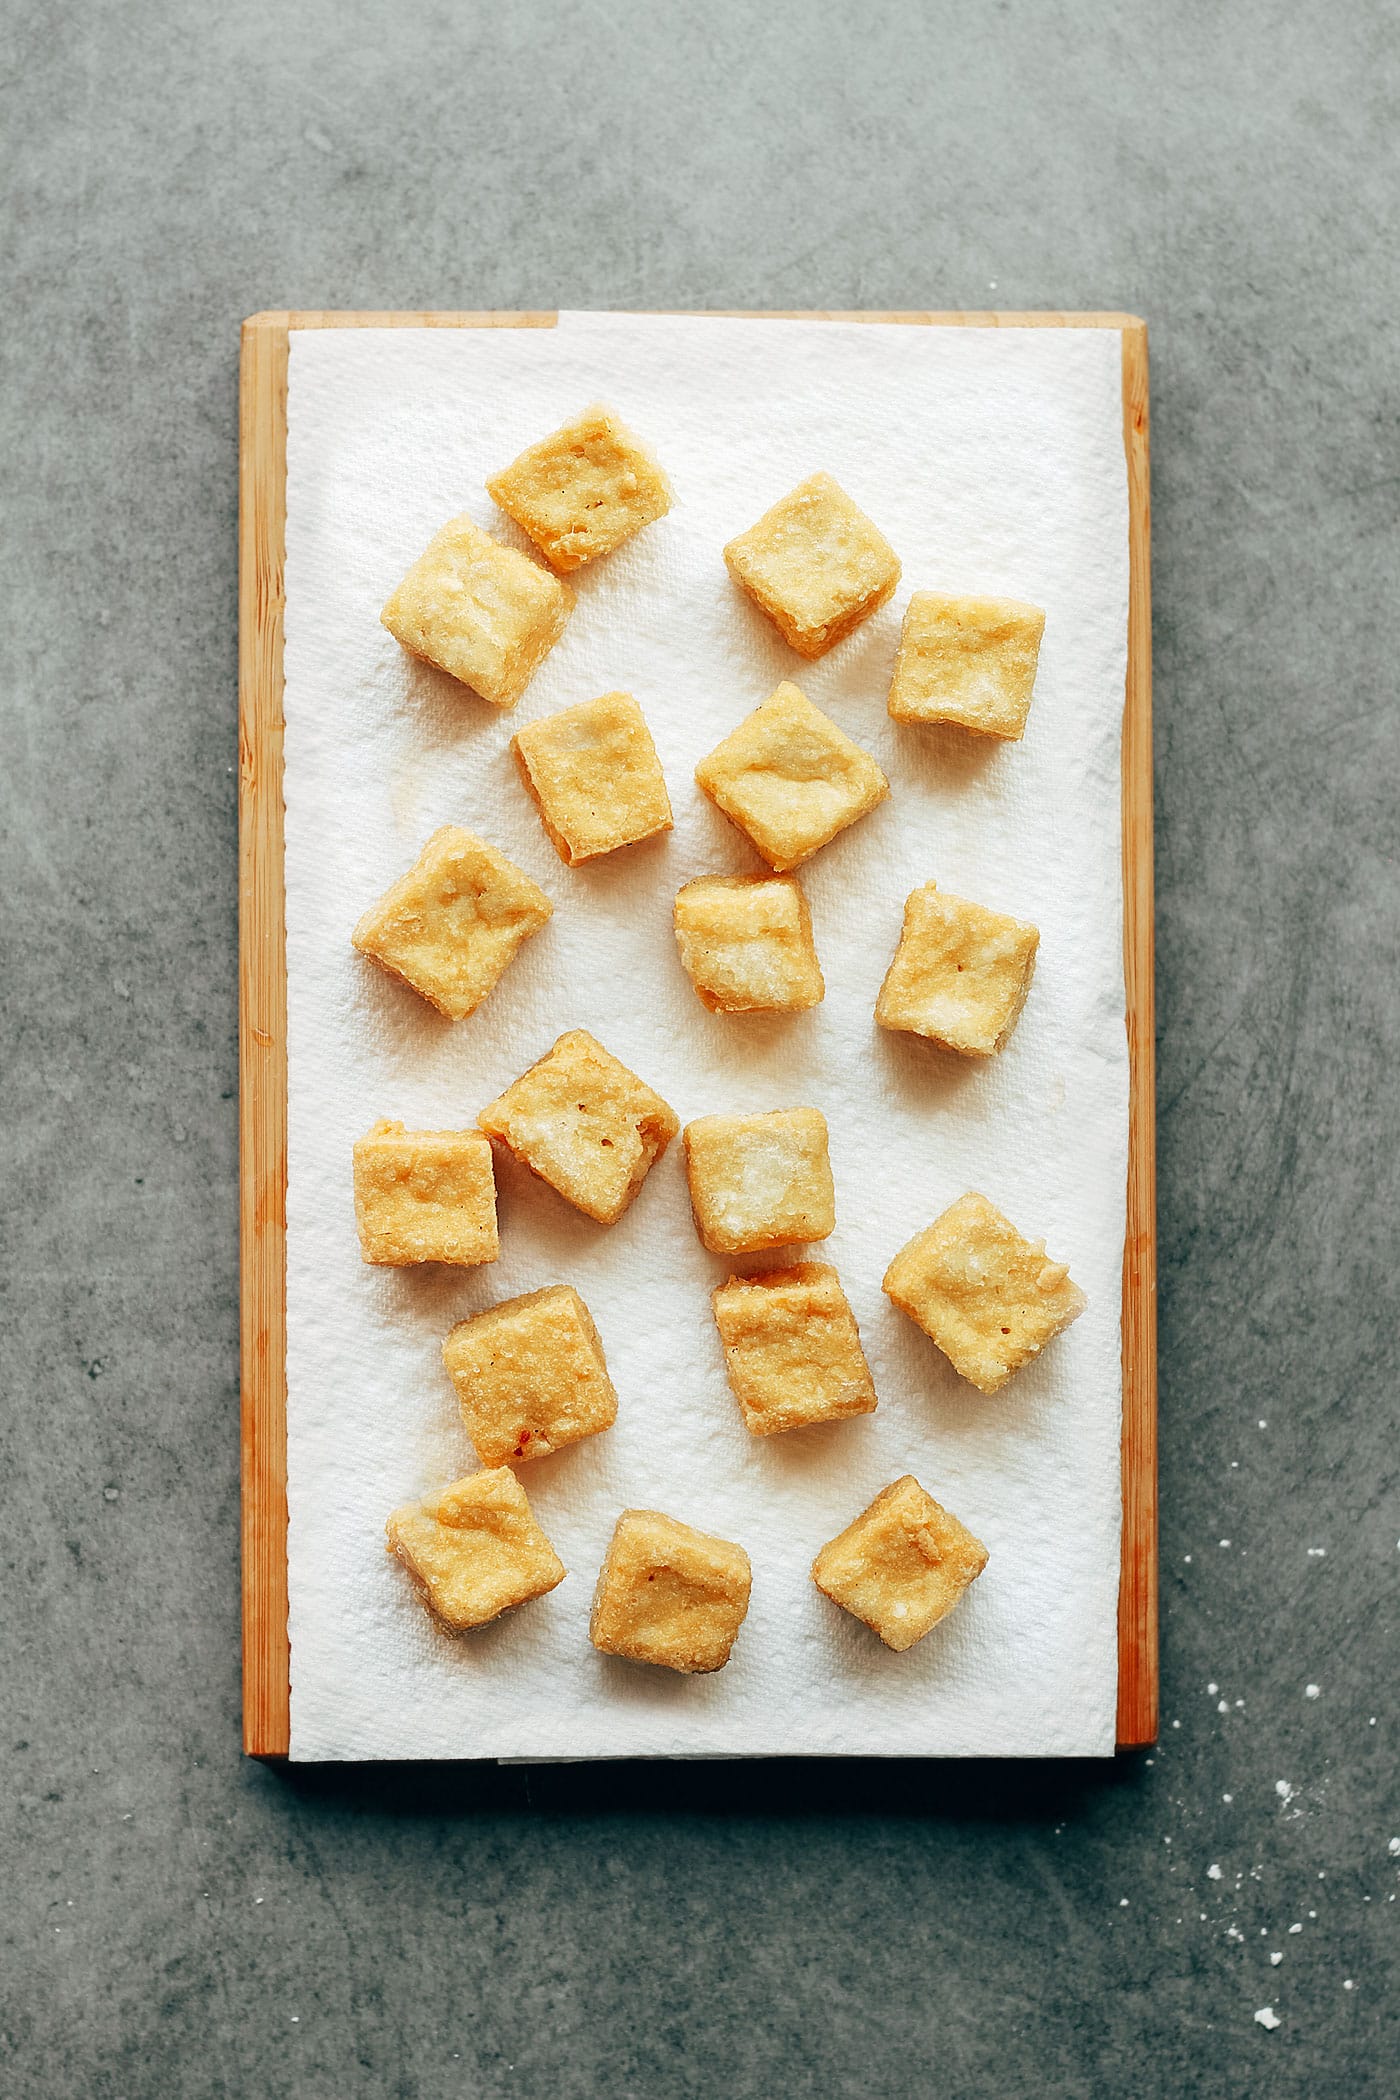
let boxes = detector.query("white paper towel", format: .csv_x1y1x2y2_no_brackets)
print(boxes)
282,313,1130,1760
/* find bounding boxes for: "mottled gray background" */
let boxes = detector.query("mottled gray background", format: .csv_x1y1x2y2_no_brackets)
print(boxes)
3,1,1397,2094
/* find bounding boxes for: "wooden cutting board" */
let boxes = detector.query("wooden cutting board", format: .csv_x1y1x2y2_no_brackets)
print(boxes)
239,309,1155,1759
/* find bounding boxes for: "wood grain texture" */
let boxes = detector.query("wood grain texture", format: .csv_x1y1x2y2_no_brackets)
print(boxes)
239,308,1156,1758
1116,323,1158,1749
238,316,291,1757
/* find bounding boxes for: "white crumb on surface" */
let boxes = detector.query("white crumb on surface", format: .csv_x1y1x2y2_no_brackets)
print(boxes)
1254,2007,1280,2030
1270,1951,1283,1966
1275,1781,1295,1804
1207,1681,1219,1694
1207,1863,1222,1880
1388,1837,1400,1856
1305,1684,1320,1698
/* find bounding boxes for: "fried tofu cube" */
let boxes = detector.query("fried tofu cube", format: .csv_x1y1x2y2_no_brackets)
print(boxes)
694,682,889,872
486,404,672,574
442,1285,618,1467
386,1467,565,1633
380,512,573,709
724,472,901,657
875,881,1039,1056
888,591,1045,739
673,874,824,1014
352,827,553,1021
589,1509,752,1673
479,1029,679,1225
684,1107,835,1254
511,691,673,865
712,1263,876,1436
883,1192,1086,1393
812,1475,988,1651
353,1119,498,1267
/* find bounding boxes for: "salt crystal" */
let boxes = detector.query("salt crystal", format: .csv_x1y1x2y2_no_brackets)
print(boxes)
1388,1838,1400,1857
1254,2007,1280,2030
1270,1952,1283,1966
1208,1682,1219,1695
1207,1864,1223,1880
1343,1980,1354,1991
1289,1923,1303,1935
1275,1781,1294,1804
1223,1793,1233,1803
1218,1700,1230,1714
1305,1684,1319,1699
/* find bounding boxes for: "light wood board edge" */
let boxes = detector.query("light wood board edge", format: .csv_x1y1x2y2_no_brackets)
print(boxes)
238,308,1156,1759
239,316,291,1756
1115,323,1158,1748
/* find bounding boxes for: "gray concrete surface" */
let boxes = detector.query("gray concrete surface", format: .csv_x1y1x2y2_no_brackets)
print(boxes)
3,1,1398,2094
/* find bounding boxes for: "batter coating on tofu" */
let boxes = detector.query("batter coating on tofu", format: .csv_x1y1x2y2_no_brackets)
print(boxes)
724,472,901,657
684,1107,836,1255
883,1192,1086,1393
479,1029,679,1226
442,1285,618,1466
673,873,825,1013
351,827,552,1022
487,405,672,573
695,682,889,872
380,512,573,709
352,1120,499,1267
589,1509,752,1673
888,592,1045,739
512,691,673,865
876,880,1039,1057
712,1263,876,1436
386,1467,565,1634
812,1475,988,1652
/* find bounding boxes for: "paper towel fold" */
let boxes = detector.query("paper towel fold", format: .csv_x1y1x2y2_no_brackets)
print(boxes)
282,313,1129,1760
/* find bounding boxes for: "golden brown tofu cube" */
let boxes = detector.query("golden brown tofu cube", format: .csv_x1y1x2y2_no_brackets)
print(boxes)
712,1263,876,1436
589,1509,752,1673
694,681,889,872
812,1475,988,1651
486,404,672,574
380,512,573,709
511,691,673,865
888,591,1045,739
724,472,901,657
442,1285,618,1467
386,1467,565,1633
683,1107,835,1255
479,1028,679,1226
875,881,1039,1057
673,874,824,1014
353,1119,498,1267
883,1192,1086,1394
352,827,553,1022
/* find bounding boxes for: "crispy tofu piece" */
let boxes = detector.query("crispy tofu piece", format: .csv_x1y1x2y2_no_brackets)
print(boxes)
724,472,901,657
511,691,673,865
812,1475,988,1651
694,682,889,872
875,881,1039,1056
673,874,824,1014
442,1285,618,1466
479,1029,679,1225
380,512,573,708
386,1467,565,1633
589,1509,752,1673
351,827,552,1021
486,404,672,573
883,1192,1086,1393
888,592,1045,739
353,1119,498,1267
712,1263,876,1436
683,1107,835,1255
